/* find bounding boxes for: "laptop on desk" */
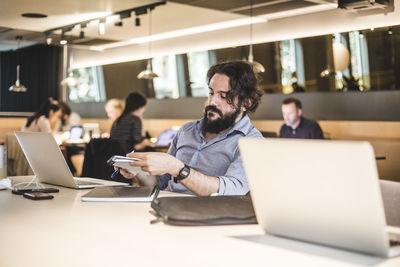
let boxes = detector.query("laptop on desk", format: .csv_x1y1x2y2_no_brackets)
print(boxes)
15,132,127,189
239,138,400,258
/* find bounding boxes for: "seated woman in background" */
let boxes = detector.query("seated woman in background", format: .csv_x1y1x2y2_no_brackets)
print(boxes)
105,98,124,123
110,92,152,153
22,99,61,133
102,98,124,138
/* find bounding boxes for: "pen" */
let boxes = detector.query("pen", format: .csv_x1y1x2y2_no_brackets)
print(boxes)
111,168,120,179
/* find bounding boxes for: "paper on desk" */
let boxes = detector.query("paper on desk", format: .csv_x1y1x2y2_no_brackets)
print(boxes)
0,178,12,190
113,161,149,176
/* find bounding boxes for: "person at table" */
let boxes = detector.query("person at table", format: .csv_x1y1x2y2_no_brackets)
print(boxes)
119,61,263,196
279,97,324,139
110,92,152,153
54,101,82,132
102,98,124,138
22,99,62,133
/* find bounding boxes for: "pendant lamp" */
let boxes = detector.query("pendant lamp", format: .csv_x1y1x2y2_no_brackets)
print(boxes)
60,72,79,87
9,65,27,92
9,36,27,92
247,0,265,74
138,9,158,79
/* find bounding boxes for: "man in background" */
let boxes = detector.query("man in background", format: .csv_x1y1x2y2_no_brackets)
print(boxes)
279,97,324,139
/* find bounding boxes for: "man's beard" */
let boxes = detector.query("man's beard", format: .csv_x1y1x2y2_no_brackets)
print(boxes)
202,105,241,134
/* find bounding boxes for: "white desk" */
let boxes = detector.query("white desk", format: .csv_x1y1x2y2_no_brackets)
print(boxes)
0,177,399,267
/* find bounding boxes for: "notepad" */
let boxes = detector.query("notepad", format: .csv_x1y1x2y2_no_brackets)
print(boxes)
107,155,144,175
81,186,158,202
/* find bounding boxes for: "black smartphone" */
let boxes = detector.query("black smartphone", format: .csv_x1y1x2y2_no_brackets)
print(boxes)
12,188,59,195
23,192,54,200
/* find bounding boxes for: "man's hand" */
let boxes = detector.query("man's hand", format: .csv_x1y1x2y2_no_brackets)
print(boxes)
115,166,137,179
116,166,157,186
127,152,184,177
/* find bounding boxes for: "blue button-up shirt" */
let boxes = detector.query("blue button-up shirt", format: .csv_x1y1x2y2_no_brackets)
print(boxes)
156,115,262,195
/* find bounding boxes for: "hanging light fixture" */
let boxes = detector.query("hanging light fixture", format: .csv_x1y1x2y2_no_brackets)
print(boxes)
60,71,79,87
247,0,265,74
138,8,158,79
9,36,27,92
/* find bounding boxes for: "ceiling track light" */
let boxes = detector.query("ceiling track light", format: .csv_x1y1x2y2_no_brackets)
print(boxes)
119,11,131,19
42,1,165,44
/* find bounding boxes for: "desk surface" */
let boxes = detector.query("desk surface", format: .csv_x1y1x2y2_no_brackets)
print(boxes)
1,177,400,267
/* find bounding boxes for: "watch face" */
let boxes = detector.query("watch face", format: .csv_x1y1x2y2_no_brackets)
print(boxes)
177,165,190,180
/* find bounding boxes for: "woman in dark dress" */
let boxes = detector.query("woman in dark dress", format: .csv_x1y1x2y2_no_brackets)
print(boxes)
110,92,152,153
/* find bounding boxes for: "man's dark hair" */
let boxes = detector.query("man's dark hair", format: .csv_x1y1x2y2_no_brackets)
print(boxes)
282,97,302,109
206,61,262,113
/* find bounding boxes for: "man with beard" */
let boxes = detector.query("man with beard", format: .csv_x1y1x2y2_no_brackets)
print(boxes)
119,61,263,196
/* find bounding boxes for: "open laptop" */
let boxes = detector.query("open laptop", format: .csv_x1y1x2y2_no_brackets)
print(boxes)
155,129,177,147
15,132,127,189
69,125,83,140
238,138,400,258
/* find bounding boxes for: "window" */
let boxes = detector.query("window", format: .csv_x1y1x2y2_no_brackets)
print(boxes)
348,31,371,90
68,66,106,103
279,39,306,93
187,51,214,97
152,55,179,99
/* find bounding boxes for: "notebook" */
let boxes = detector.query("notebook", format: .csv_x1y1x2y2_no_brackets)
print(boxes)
82,186,158,202
14,132,128,189
239,138,400,258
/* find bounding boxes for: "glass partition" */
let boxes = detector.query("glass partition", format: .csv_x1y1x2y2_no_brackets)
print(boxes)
67,25,400,102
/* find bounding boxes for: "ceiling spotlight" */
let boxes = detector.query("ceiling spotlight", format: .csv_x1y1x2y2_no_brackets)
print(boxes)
98,20,105,35
60,32,67,45
45,35,52,45
370,27,374,31
320,68,336,78
388,27,393,35
135,17,141,26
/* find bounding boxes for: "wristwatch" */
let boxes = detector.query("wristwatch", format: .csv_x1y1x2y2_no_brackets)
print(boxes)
174,164,190,183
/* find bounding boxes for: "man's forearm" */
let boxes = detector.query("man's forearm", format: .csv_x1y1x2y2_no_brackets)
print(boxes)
179,169,220,196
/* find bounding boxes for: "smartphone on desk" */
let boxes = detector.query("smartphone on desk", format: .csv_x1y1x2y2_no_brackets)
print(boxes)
12,188,59,195
23,192,54,200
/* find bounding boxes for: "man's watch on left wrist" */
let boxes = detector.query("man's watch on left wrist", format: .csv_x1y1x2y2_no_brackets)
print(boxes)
173,164,190,183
